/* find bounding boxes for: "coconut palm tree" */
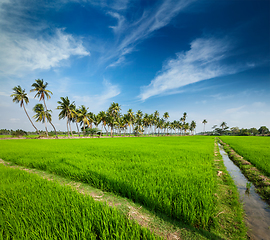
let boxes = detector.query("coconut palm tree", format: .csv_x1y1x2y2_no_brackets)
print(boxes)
57,96,75,136
107,102,121,137
202,119,207,135
10,85,40,135
98,111,108,135
33,103,52,137
127,109,134,136
30,79,57,137
153,110,159,135
77,105,90,134
70,104,80,136
143,113,150,135
183,122,189,135
190,120,196,135
220,122,228,131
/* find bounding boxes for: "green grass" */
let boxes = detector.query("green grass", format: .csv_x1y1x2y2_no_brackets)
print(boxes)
220,136,270,177
0,136,217,229
0,164,159,240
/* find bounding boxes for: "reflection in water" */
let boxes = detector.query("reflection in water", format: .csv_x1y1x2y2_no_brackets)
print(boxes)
218,144,270,240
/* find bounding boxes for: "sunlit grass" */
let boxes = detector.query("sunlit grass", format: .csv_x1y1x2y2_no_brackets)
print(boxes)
0,163,159,240
220,136,270,177
0,137,217,228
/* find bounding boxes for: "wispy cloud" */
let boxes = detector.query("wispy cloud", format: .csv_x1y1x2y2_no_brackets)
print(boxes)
0,0,90,77
103,0,195,67
108,11,126,34
139,36,250,101
73,79,120,112
252,102,266,108
224,105,246,114
0,28,90,77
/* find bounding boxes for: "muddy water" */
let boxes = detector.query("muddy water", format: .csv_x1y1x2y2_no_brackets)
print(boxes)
218,144,270,240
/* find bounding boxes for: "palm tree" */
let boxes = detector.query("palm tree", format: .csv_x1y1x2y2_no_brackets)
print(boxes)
202,119,207,135
183,122,189,135
87,112,95,129
30,79,57,137
10,86,40,135
57,96,75,137
143,113,150,135
153,110,159,135
33,104,52,137
135,110,143,135
70,104,80,136
77,105,90,134
183,112,187,123
190,120,196,135
108,102,121,137
220,122,228,131
98,111,108,135
163,112,169,135
127,109,134,136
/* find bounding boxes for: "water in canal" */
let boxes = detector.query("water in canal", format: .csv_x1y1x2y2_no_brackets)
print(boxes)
218,144,270,240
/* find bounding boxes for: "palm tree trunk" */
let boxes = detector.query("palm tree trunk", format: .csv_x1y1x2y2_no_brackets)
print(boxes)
69,121,73,137
68,113,73,137
22,102,40,135
76,122,80,136
43,116,48,137
43,99,58,138
66,113,70,136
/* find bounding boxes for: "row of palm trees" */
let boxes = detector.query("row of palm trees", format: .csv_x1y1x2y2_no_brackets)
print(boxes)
11,79,58,138
56,97,198,137
11,79,203,137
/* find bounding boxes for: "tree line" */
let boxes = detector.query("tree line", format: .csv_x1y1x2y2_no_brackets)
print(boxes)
10,79,199,137
210,123,269,136
10,79,269,138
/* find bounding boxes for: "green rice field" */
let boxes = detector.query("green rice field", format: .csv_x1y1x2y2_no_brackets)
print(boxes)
220,136,270,177
0,163,158,240
0,137,216,228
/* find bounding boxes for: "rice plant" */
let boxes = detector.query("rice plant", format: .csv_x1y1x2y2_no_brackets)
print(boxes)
0,164,159,240
0,136,217,228
220,136,270,177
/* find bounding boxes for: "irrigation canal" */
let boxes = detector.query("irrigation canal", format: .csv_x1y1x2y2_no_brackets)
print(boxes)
218,144,270,240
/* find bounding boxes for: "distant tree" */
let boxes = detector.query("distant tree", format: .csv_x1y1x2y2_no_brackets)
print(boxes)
183,122,189,135
220,122,228,131
57,96,75,136
202,119,207,135
10,85,40,134
107,102,121,137
239,128,250,136
249,127,258,136
98,111,108,135
258,126,269,135
11,129,27,137
127,109,134,136
230,127,240,136
190,120,196,135
33,103,52,137
77,105,90,134
153,110,159,135
30,79,57,137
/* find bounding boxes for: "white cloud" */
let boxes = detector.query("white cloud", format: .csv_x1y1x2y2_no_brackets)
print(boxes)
0,91,10,97
0,29,90,77
73,79,120,112
252,102,266,108
103,0,195,67
139,37,247,101
108,11,126,34
224,105,246,114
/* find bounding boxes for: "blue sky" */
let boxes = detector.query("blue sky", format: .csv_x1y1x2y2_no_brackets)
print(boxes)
0,0,269,132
